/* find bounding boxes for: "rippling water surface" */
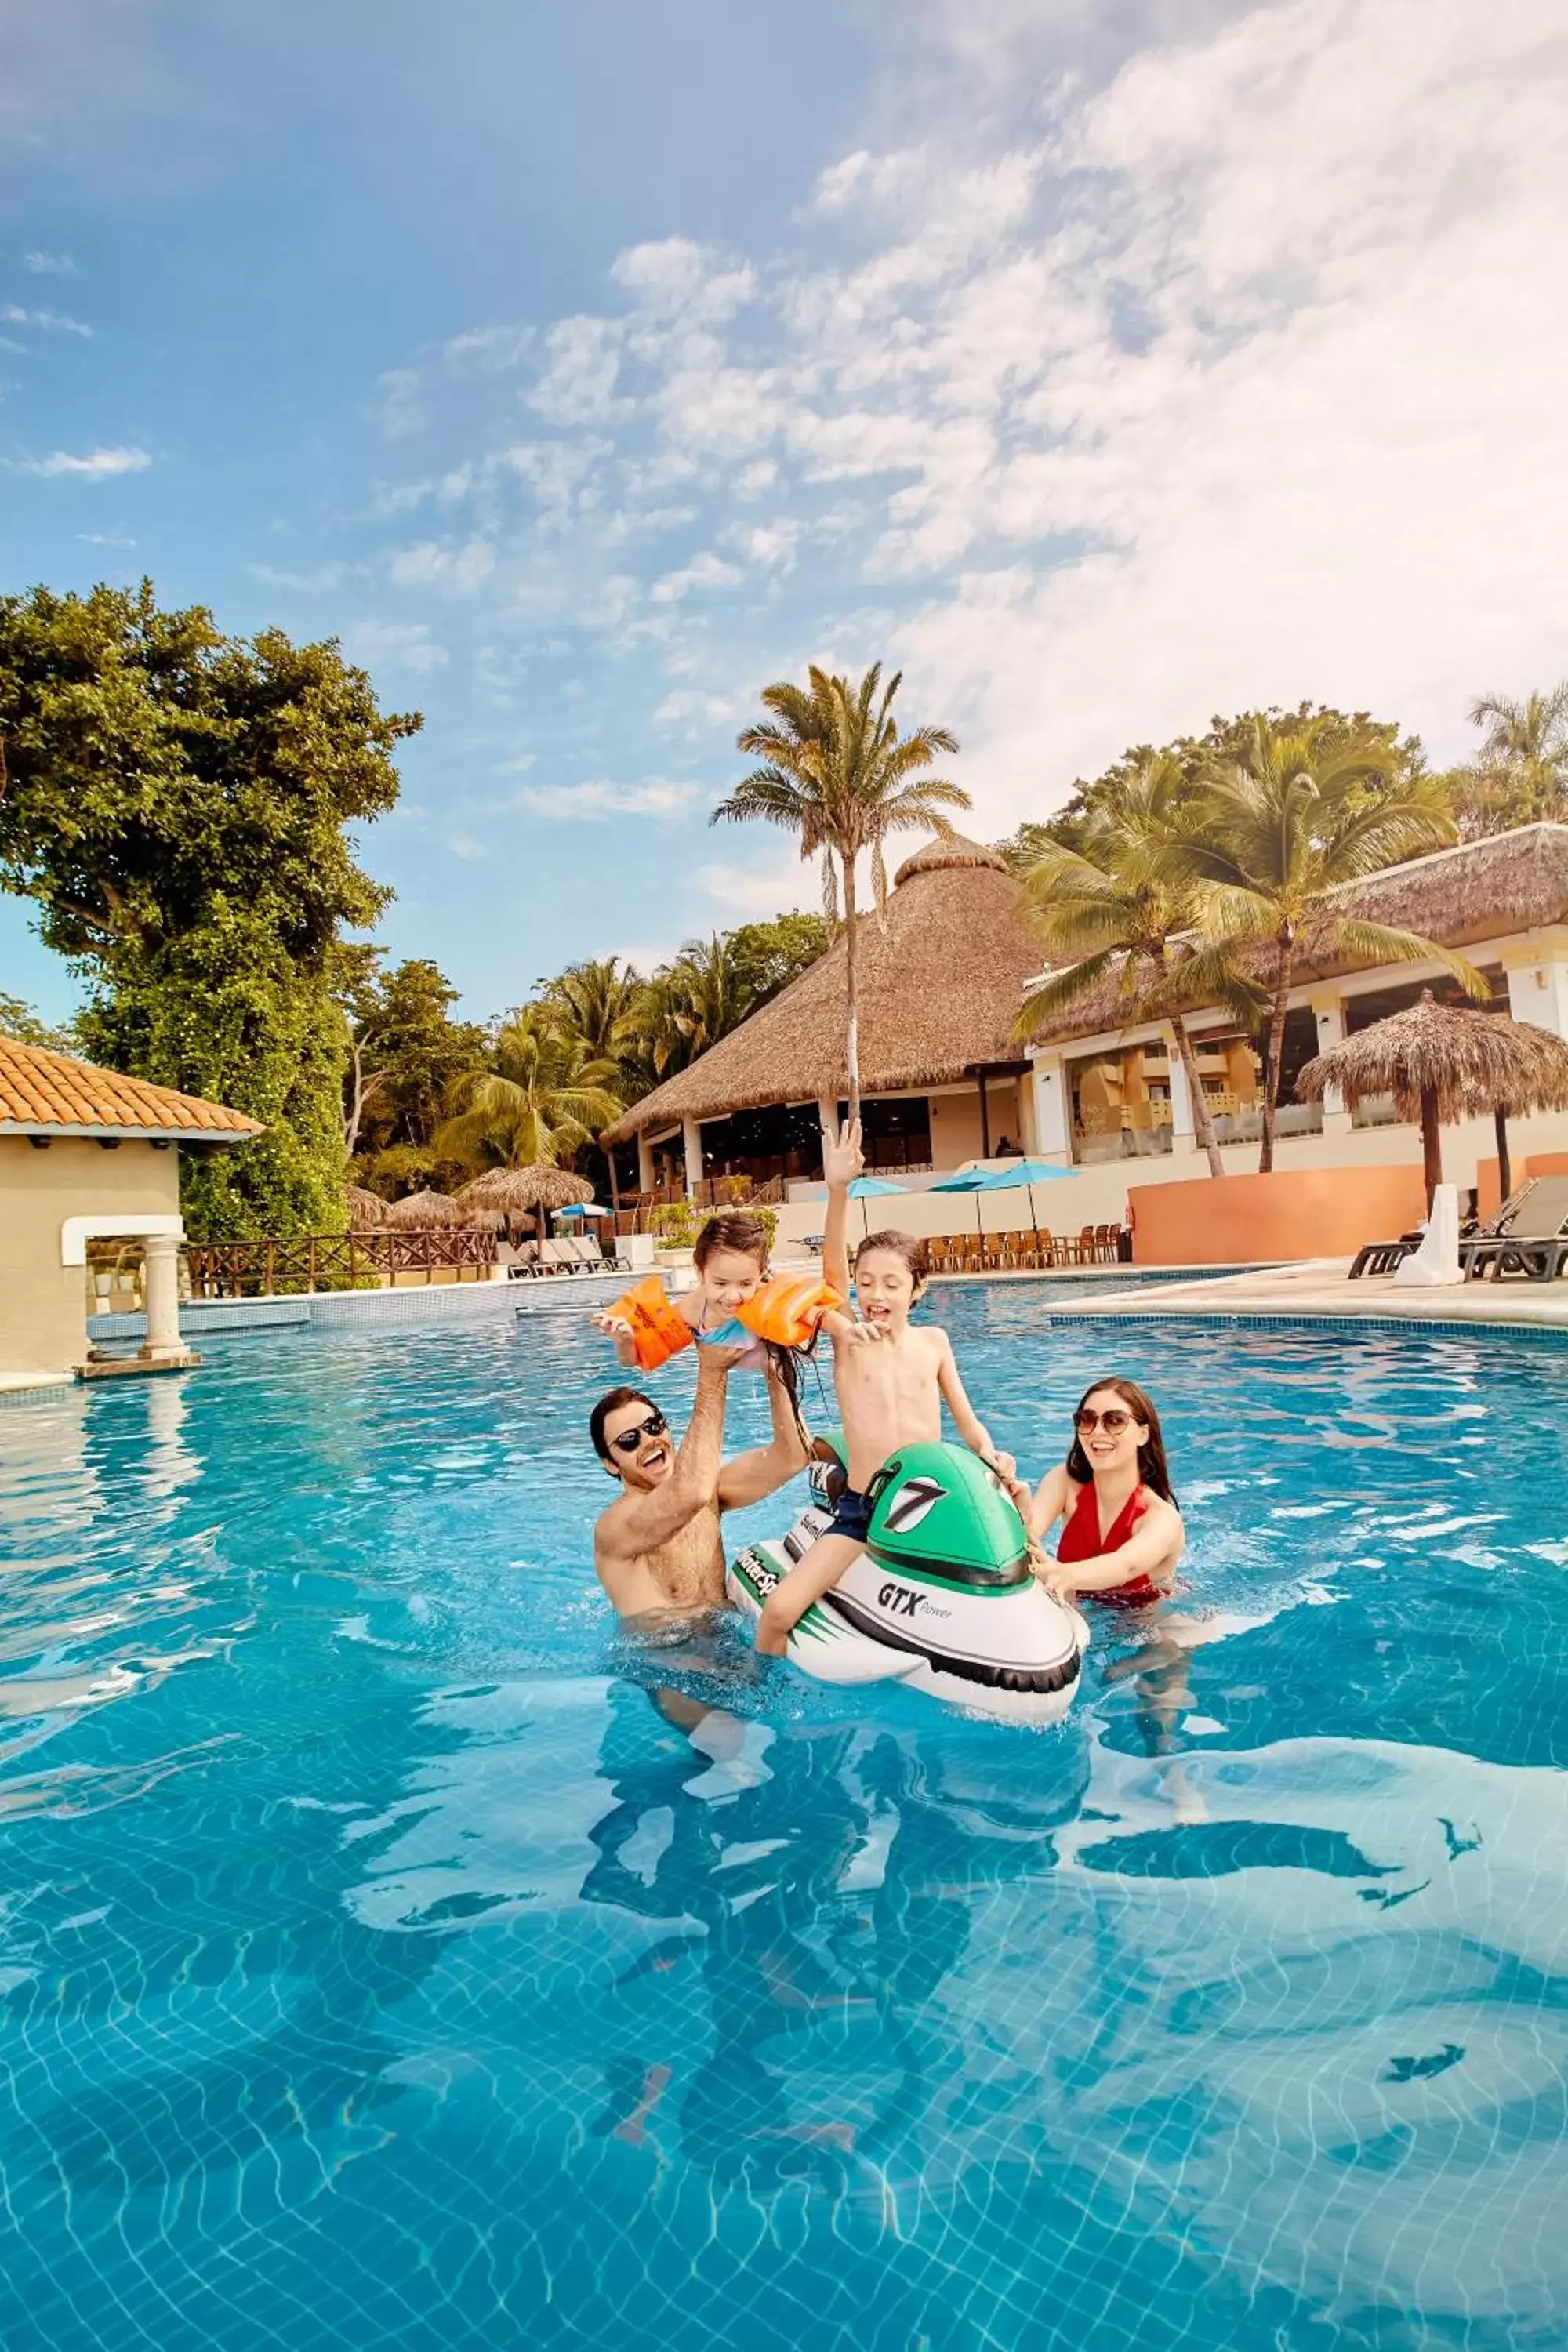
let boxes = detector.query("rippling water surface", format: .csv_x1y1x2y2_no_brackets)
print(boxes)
1,1289,1565,2352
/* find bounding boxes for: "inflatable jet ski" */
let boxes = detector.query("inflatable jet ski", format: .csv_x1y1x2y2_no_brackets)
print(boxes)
727,1437,1089,1726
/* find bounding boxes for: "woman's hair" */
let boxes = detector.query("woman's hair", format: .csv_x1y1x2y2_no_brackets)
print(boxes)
1065,1375,1175,1503
852,1228,927,1288
694,1212,771,1272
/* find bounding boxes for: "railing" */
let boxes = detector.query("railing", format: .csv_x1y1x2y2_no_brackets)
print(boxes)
185,1229,497,1297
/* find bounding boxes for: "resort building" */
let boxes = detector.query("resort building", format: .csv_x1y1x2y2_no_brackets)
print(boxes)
604,823,1568,1252
0,1036,260,1389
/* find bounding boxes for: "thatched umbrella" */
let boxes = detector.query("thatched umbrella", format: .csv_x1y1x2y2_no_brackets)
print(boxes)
1298,989,1568,1208
344,1184,388,1230
383,1188,466,1227
455,1163,595,1249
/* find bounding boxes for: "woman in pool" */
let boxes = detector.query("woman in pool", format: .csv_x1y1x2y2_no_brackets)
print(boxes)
1028,1376,1184,1605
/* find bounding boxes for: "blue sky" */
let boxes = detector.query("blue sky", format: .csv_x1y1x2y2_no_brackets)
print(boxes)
4,0,1566,1024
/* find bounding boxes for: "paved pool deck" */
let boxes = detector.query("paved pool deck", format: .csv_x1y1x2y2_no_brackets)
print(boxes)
1029,1255,1568,1334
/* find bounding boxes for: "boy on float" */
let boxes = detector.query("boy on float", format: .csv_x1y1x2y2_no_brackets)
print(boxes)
752,1120,1017,1657
593,1210,866,1374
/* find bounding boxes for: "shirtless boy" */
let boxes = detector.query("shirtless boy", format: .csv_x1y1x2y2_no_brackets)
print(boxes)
591,1345,811,1626
752,1120,1016,1655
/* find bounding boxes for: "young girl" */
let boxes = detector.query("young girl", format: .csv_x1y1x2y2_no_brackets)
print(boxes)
1029,1377,1184,1604
753,1122,1015,1656
595,1211,860,1374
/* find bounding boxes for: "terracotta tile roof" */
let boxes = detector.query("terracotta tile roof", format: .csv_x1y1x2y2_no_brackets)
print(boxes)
0,1035,263,1142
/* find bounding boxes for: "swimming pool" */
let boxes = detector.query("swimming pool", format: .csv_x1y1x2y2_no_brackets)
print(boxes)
1,1292,1564,2352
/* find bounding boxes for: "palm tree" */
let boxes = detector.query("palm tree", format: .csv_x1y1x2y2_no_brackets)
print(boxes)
1172,719,1488,1172
1458,684,1568,834
713,663,968,1120
543,956,644,1065
433,1007,621,1172
1013,756,1260,1178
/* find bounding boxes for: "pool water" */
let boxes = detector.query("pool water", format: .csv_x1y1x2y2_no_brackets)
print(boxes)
1,1291,1565,2352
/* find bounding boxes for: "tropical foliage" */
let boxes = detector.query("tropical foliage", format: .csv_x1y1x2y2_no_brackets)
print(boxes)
432,1006,621,1174
1444,684,1568,839
714,663,967,1118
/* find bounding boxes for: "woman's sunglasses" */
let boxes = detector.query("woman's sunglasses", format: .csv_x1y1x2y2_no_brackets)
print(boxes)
609,1410,669,1455
1074,1406,1133,1434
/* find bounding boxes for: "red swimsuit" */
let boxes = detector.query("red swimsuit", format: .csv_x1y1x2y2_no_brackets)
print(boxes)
1056,1483,1168,1606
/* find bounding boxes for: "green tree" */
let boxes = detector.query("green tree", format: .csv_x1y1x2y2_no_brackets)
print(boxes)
538,955,644,1066
343,955,486,1162
0,991,78,1053
1447,684,1568,838
721,911,829,1005
0,581,417,1237
433,1006,621,1172
713,664,967,1120
1173,718,1486,1171
1013,755,1261,1178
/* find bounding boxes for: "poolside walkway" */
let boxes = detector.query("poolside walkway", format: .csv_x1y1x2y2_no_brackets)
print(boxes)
1039,1256,1568,1332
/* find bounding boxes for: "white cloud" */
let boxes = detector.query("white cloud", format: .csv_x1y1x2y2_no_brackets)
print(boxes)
388,536,496,593
526,314,625,424
649,550,743,604
21,250,75,274
375,367,424,440
610,236,757,324
20,445,149,478
443,322,533,372
344,619,448,673
692,856,818,918
0,302,91,335
249,560,349,591
446,832,488,862
76,530,137,547
513,779,702,821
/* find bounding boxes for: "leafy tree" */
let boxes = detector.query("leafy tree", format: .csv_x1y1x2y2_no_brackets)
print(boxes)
721,911,829,1005
433,1006,621,1172
538,956,644,1066
0,991,78,1053
0,581,417,1237
343,955,486,1162
1013,754,1261,1177
713,664,967,1120
1172,718,1486,1171
1446,684,1568,838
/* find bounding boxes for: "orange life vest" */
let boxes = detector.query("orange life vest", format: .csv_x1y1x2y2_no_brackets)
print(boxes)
605,1271,844,1372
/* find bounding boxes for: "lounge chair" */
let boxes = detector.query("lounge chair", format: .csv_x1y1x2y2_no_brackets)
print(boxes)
1460,1176,1568,1282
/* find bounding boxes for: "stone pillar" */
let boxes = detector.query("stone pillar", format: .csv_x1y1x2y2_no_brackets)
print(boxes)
1309,992,1352,1131
1165,1040,1198,1154
1504,935,1568,1039
637,1131,655,1194
1025,1055,1072,1163
140,1232,186,1363
682,1117,703,1200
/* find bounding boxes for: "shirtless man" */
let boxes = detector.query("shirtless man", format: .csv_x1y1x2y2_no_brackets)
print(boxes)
590,1345,810,1625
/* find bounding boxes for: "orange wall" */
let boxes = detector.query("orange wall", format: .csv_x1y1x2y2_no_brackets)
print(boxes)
1129,1163,1427,1265
1475,1151,1568,1219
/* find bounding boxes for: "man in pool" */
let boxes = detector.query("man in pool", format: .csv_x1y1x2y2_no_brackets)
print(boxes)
591,1345,811,1625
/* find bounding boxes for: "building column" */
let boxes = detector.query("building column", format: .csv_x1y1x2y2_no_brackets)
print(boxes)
1165,1039,1198,1154
637,1131,655,1194
682,1117,703,1200
1504,934,1568,1039
1025,1054,1072,1164
140,1232,186,1363
1309,992,1352,1132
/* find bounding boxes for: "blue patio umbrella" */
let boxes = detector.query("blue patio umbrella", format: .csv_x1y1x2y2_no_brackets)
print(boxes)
847,1172,906,1240
929,1166,991,1243
971,1158,1075,1237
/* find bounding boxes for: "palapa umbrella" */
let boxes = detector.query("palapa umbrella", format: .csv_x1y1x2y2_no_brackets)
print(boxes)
1297,989,1568,1209
455,1163,595,1249
382,1188,466,1227
343,1184,388,1230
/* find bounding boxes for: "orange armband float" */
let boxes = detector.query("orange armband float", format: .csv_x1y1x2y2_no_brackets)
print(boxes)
604,1276,696,1373
736,1272,844,1348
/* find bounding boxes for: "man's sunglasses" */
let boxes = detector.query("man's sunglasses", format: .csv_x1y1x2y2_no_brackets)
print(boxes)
608,1410,669,1456
1074,1406,1133,1434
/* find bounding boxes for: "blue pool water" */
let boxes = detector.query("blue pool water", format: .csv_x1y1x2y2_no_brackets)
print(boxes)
2,1290,1565,2352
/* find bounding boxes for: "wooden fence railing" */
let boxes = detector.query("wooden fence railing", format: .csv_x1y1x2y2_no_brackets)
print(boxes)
185,1229,497,1297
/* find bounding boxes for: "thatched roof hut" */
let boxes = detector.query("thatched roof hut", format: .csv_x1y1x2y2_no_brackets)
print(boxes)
1022,822,1568,1045
455,1165,594,1215
383,1188,466,1227
1298,988,1568,1203
344,1184,388,1229
602,836,1041,1142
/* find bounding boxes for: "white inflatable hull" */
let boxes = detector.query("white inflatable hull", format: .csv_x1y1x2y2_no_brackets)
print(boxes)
728,1504,1090,1728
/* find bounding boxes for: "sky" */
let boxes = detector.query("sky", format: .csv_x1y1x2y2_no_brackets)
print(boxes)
3,0,1566,1024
